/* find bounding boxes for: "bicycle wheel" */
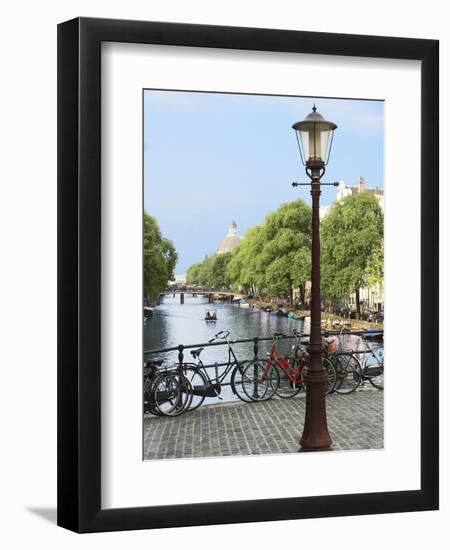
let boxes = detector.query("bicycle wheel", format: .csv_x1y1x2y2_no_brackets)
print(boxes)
367,347,384,389
230,361,254,403
181,365,208,411
369,369,384,389
323,357,337,395
144,374,162,415
152,371,193,416
333,353,361,394
241,360,279,402
276,363,303,398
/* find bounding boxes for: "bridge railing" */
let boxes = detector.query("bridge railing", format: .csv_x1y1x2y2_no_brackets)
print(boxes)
144,329,383,367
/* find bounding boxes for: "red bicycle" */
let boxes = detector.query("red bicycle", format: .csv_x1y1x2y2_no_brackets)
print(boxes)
241,331,336,401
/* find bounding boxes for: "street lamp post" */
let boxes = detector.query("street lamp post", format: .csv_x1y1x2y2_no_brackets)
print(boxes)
292,105,337,451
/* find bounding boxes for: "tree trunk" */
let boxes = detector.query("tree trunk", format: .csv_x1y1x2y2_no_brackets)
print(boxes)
289,286,294,305
355,287,361,319
299,284,305,305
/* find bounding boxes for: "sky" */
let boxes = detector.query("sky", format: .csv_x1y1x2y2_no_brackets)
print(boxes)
143,91,384,274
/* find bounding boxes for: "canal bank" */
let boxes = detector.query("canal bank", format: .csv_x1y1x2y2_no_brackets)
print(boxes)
247,298,383,331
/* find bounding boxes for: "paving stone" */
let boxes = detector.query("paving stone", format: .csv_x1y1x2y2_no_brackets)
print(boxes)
143,389,383,460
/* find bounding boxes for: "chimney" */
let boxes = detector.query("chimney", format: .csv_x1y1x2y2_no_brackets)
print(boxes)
358,176,366,193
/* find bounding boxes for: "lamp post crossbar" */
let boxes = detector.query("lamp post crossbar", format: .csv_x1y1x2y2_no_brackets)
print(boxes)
292,182,339,187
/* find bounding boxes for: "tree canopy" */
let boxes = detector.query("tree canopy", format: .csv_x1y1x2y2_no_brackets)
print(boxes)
258,200,311,299
321,192,383,315
143,212,177,300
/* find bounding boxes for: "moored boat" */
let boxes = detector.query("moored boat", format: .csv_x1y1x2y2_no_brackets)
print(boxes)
144,306,154,318
287,311,305,320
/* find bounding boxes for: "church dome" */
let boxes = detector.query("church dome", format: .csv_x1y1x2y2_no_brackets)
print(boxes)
217,219,241,254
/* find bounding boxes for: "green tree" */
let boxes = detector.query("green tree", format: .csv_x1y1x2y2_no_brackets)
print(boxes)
210,253,232,289
143,211,177,300
186,261,203,286
365,239,384,287
258,199,311,302
197,255,213,287
187,253,233,289
227,225,266,295
321,192,383,318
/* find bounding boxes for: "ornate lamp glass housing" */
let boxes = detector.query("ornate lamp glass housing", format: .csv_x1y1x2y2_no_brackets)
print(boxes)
292,105,337,167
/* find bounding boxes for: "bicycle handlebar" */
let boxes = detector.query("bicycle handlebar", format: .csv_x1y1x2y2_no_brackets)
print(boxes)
209,330,230,343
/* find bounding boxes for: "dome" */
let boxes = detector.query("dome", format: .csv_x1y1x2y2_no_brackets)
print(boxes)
217,219,241,254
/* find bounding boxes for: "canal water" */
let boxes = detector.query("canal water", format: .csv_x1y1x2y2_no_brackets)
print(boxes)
144,293,379,403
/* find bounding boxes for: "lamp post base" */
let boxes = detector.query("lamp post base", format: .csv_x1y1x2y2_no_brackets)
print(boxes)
298,365,332,452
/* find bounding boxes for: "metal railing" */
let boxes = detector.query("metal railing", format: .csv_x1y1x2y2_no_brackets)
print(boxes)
144,329,383,363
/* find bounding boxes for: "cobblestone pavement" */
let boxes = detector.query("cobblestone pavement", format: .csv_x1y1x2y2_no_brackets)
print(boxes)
143,389,383,460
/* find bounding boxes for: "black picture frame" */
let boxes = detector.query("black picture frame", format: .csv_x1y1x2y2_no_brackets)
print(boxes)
57,17,439,533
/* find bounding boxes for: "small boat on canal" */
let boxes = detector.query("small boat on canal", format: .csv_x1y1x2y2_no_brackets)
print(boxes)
361,329,384,342
204,309,217,321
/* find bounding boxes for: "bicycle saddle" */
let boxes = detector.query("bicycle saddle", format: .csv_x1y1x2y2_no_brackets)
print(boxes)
190,347,204,358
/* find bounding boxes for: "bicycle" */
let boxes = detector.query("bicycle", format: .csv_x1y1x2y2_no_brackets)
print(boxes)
144,359,193,416
241,330,337,401
327,328,384,393
180,330,253,410
151,369,193,416
326,329,362,394
358,331,384,389
143,359,164,415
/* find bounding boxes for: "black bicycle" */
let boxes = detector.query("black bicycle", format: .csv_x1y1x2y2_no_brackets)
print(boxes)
144,359,193,416
180,330,252,410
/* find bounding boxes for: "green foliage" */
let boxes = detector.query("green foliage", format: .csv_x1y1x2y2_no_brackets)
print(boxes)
321,192,384,303
186,199,312,298
365,239,384,287
227,225,266,294
259,200,311,297
186,261,204,286
143,211,177,299
186,253,232,289
210,253,232,288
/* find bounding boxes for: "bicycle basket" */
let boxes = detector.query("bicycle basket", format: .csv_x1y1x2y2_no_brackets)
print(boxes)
326,337,338,353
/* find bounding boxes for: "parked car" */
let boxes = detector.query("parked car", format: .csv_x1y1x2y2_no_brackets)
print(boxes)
376,311,384,322
337,306,356,319
362,310,377,322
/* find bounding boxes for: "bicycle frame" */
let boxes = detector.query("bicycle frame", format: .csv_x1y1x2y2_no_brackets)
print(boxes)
359,338,384,379
332,328,383,383
263,335,306,384
182,332,245,389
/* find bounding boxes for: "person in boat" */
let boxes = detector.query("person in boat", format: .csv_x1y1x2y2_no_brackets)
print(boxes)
205,310,217,320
